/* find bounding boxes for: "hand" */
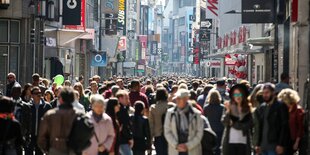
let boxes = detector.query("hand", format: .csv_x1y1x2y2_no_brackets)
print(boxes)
255,146,261,155
98,145,106,152
224,102,230,113
177,144,188,152
109,152,115,155
293,141,299,151
275,145,284,155
129,140,134,148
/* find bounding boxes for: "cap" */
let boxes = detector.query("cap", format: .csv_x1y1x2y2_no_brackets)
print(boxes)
173,89,190,100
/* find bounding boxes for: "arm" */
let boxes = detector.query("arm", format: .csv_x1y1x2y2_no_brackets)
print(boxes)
164,111,178,149
221,109,232,127
232,113,254,131
296,109,305,142
103,119,116,151
185,114,204,150
37,115,49,153
148,107,155,138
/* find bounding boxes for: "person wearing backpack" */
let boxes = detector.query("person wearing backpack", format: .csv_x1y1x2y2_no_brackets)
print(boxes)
149,88,175,155
37,87,82,155
164,89,204,155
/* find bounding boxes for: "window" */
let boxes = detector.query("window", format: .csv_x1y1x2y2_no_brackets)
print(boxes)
9,46,19,77
10,21,20,43
179,17,185,25
0,20,8,43
0,46,8,92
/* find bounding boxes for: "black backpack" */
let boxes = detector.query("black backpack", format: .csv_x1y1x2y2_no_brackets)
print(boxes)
201,127,217,155
67,114,94,154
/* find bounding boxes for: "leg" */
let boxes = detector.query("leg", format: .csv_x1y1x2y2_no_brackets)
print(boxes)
119,144,133,155
154,136,165,155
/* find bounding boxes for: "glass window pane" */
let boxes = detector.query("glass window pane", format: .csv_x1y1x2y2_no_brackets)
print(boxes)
10,21,20,43
0,46,8,94
0,21,8,42
9,46,19,78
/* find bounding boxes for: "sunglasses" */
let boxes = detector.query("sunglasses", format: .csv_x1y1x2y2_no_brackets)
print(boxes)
33,92,42,96
233,93,243,97
7,76,14,79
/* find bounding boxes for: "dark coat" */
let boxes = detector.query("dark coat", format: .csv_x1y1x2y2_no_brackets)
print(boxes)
14,98,32,142
6,81,19,97
253,100,290,147
204,103,225,134
0,118,23,154
29,99,52,140
130,115,151,151
221,104,253,155
117,104,133,144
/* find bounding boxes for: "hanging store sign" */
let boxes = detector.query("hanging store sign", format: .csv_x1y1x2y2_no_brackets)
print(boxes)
102,0,119,14
64,0,85,30
91,52,107,67
200,28,210,42
63,0,81,25
241,0,275,23
206,0,218,17
151,41,158,55
118,0,126,36
118,37,126,51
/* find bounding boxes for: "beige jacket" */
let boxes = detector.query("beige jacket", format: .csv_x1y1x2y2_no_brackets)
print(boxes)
164,105,204,155
149,101,175,138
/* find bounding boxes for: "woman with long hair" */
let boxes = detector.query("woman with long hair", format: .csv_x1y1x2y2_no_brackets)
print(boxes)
106,98,121,155
73,82,90,111
21,83,32,102
203,89,224,155
278,89,305,155
131,101,151,155
221,84,253,155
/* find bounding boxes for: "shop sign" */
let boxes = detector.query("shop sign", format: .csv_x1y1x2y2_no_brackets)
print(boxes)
118,0,126,35
241,0,275,23
91,52,107,67
63,0,83,26
118,37,126,51
206,60,221,68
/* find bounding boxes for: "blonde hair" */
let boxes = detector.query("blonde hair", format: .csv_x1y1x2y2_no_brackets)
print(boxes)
206,89,222,105
277,88,300,105
178,83,188,90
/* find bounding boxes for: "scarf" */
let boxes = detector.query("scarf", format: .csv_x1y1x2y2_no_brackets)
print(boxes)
93,112,103,123
177,105,190,133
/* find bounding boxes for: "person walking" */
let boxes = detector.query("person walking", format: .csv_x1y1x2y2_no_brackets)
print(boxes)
0,96,23,155
73,83,90,111
275,73,292,93
164,89,204,155
83,94,115,155
131,101,151,155
203,89,224,155
221,84,253,155
106,98,121,155
38,87,81,155
116,90,134,155
253,83,290,155
25,86,52,155
277,89,305,155
149,88,175,155
6,73,20,97
129,80,149,109
21,83,32,103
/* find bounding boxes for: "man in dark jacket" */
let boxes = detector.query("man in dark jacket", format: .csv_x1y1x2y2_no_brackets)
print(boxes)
25,86,52,155
116,90,134,155
11,84,32,155
6,72,20,97
254,83,290,155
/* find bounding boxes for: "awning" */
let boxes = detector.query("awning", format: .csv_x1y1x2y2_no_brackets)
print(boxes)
56,29,87,47
207,46,264,58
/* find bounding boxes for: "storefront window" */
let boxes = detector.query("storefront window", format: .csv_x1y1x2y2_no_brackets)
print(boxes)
9,46,19,78
0,46,8,94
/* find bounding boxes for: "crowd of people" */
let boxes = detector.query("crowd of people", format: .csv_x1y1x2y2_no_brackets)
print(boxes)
0,72,308,155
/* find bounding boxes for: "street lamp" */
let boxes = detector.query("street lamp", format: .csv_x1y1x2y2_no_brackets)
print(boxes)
0,0,10,9
224,10,241,14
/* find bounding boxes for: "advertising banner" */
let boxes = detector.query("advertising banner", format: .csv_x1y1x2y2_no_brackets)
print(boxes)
118,0,126,35
151,41,158,55
118,37,126,51
91,52,107,67
63,0,81,25
200,28,210,42
242,0,275,23
64,0,85,30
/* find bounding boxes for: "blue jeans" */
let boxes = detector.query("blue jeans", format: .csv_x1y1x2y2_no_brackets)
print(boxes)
262,150,276,155
119,144,133,155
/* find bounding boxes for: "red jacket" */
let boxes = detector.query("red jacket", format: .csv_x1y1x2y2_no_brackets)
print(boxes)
289,104,305,141
129,91,149,108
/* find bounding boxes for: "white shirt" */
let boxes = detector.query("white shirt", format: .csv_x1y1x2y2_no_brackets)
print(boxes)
229,127,247,144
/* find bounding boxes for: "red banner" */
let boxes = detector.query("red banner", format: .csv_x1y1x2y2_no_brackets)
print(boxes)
291,0,298,22
64,0,86,30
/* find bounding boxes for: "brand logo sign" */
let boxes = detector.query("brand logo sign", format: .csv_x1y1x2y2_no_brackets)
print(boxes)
102,0,119,14
118,0,126,35
63,0,81,25
91,52,107,67
242,0,275,23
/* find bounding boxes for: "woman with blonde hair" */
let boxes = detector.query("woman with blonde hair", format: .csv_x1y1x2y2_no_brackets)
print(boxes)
277,89,305,154
203,89,224,155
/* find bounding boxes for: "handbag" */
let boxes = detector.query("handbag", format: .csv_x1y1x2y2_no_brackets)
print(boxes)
94,131,109,155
